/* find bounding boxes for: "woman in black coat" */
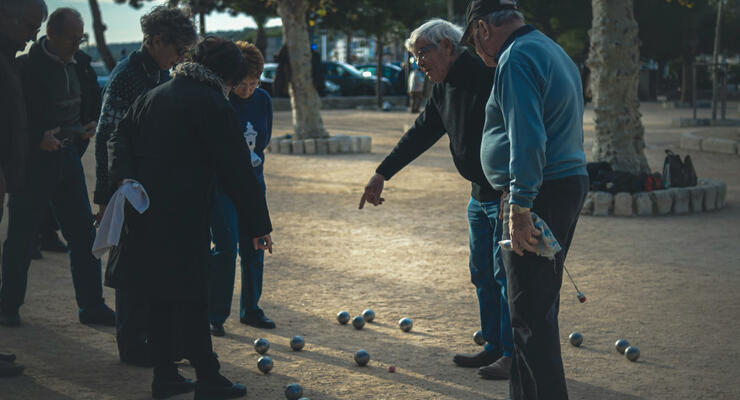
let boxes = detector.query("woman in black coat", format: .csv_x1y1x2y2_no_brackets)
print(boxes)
106,37,272,400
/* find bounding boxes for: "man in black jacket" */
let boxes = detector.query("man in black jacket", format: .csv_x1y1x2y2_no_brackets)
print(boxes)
0,7,114,328
359,18,514,380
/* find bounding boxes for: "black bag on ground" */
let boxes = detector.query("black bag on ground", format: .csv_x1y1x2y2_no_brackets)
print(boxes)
662,150,698,188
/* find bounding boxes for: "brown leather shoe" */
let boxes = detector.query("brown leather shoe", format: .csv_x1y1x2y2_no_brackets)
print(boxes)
453,349,501,368
478,355,512,380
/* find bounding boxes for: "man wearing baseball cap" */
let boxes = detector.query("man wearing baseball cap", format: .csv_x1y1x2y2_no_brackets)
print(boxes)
462,1,589,399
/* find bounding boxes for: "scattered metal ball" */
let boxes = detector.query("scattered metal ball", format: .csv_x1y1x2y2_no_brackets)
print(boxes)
290,335,305,351
615,339,630,354
624,346,640,362
388,365,396,373
254,338,270,355
398,317,413,332
362,308,375,322
354,349,370,366
257,356,273,374
336,311,350,325
577,292,586,303
352,315,365,330
568,332,583,347
285,383,303,400
473,330,486,346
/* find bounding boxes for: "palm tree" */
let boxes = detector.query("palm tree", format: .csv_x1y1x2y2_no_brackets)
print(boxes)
587,0,650,174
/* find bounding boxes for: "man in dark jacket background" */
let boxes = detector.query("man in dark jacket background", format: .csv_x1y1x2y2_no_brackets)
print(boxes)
0,0,48,378
359,18,514,380
0,7,114,328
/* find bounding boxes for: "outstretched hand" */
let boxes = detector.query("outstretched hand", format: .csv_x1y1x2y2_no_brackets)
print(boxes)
253,234,273,254
359,173,386,209
509,207,541,256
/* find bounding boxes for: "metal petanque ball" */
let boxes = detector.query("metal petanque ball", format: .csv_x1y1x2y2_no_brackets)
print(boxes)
362,308,375,323
354,349,370,366
336,311,350,325
624,346,640,362
568,332,583,347
473,330,486,346
285,383,303,400
352,315,365,330
615,339,630,354
257,356,273,374
290,335,305,351
254,338,270,355
398,317,413,332
577,291,586,303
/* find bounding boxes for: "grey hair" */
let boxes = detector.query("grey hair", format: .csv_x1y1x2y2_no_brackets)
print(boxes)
140,5,197,48
0,0,48,20
482,9,525,27
405,18,465,55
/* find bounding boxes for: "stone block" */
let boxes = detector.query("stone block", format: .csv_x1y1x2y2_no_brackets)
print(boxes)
316,138,329,154
703,185,717,211
670,188,690,214
715,181,727,209
592,191,613,217
303,139,316,154
701,138,738,154
338,135,352,153
613,192,633,217
359,136,372,153
291,140,305,155
327,137,341,154
688,187,704,212
650,190,673,215
350,136,361,153
279,140,292,154
633,192,653,216
680,133,703,151
581,192,594,216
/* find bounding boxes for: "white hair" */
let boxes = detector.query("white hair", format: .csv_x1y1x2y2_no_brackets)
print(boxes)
405,18,465,55
483,9,525,27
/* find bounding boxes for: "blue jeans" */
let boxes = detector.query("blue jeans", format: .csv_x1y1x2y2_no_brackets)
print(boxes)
207,186,265,325
467,196,513,357
1,147,104,313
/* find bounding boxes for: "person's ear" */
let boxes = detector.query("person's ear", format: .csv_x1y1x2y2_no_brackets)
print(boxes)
477,19,490,41
152,34,163,50
442,38,453,55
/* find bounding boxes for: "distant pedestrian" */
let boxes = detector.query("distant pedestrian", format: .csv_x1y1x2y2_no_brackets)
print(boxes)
408,63,425,113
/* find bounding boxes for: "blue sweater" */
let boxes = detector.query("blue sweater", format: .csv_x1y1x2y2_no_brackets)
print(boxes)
481,26,587,209
229,87,272,190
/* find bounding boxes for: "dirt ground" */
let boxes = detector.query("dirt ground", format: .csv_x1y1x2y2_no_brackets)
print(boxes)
1,102,739,400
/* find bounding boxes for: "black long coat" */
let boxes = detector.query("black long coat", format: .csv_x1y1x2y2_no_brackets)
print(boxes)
105,69,272,302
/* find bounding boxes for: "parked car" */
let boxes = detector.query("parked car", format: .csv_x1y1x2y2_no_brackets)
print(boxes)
354,63,405,95
262,63,340,97
322,61,391,96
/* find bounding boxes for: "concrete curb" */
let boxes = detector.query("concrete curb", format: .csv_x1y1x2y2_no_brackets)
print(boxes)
581,179,727,217
680,131,740,156
267,134,372,155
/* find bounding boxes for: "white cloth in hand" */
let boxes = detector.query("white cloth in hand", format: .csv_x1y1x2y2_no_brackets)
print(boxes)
92,179,149,259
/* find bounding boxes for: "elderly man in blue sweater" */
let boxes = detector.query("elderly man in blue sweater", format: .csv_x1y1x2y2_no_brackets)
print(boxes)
462,1,589,399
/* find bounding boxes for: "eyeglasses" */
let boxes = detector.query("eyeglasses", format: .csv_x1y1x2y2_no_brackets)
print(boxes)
415,43,437,62
236,80,261,90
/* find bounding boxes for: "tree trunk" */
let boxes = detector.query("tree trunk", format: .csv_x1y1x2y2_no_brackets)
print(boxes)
587,0,650,175
88,0,116,72
345,31,352,63
253,15,268,58
376,36,383,108
711,0,723,120
680,59,691,104
447,0,454,21
276,0,327,139
199,11,206,36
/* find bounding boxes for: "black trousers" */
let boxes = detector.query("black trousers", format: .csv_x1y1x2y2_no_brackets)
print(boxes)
502,175,588,400
148,298,219,379
115,289,151,364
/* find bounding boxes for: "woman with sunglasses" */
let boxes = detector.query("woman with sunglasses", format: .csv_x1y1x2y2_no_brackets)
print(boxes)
207,41,275,337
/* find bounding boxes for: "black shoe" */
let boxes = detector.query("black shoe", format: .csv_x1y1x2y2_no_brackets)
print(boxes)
0,360,24,378
210,324,225,337
79,303,116,326
29,245,42,260
239,314,275,329
0,353,16,363
152,373,195,399
194,374,246,400
0,307,21,327
39,233,68,253
453,349,502,368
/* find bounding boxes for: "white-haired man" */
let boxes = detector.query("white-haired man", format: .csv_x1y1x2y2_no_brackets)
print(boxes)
462,0,589,399
360,18,514,379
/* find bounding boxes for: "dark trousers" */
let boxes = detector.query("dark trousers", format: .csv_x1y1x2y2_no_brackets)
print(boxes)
115,289,151,364
148,298,219,379
0,147,103,313
502,175,588,400
38,205,61,239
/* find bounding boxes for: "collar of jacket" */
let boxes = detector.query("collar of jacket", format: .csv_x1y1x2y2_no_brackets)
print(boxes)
134,46,166,85
444,50,477,87
170,62,229,98
27,37,92,70
495,24,536,63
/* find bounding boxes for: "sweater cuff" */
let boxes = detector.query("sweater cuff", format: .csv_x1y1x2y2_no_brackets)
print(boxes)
509,192,534,209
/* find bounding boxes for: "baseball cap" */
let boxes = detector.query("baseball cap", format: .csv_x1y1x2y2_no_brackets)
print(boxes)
460,0,520,46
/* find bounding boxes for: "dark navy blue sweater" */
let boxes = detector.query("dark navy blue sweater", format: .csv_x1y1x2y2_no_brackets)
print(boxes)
229,87,272,190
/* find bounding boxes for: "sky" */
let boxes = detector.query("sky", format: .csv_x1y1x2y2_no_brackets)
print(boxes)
44,0,282,44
